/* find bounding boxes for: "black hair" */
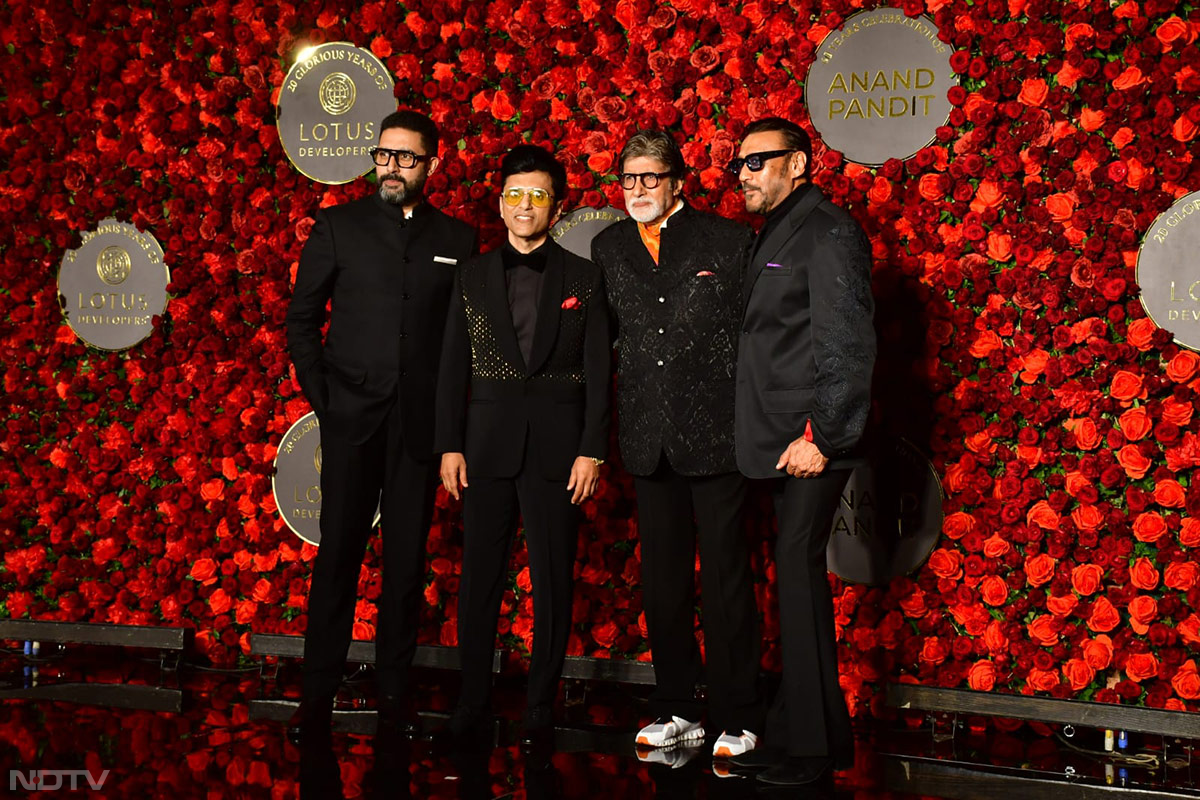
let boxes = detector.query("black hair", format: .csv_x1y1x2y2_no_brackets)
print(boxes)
500,144,567,199
379,109,439,156
743,117,812,177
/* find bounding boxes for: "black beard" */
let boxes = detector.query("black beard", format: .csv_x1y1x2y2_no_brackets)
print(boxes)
379,171,424,206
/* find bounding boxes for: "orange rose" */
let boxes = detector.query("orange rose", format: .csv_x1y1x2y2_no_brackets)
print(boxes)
200,478,225,501
1071,504,1103,530
1045,192,1075,222
1047,593,1079,617
1025,552,1056,586
1112,66,1145,90
980,575,1009,606
1129,556,1161,590
1027,615,1060,646
1125,652,1159,682
927,548,964,579
1172,660,1200,700
1127,595,1158,634
1018,77,1048,107
1156,15,1193,47
208,588,232,615
968,659,997,691
982,534,1010,559
918,173,946,202
1027,667,1060,692
1162,397,1194,425
969,330,1003,357
1063,658,1095,691
1164,561,1199,591
942,511,974,540
1064,471,1092,497
920,636,948,665
1118,445,1152,479
983,620,1008,655
1180,614,1200,646
1125,317,1158,351
1078,107,1105,131
1133,511,1167,543
1109,370,1145,401
1026,501,1060,531
1088,596,1120,632
189,558,218,585
1167,351,1200,382
1071,564,1104,596
1181,518,1200,547
1118,407,1151,440
972,180,1004,210
1064,417,1100,449
1154,479,1186,508
900,588,928,618
986,230,1012,262
1084,635,1114,669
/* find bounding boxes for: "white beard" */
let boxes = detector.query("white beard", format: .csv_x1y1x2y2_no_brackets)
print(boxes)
628,196,667,224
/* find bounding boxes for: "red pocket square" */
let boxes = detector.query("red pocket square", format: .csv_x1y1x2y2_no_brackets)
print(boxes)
696,270,715,277
561,296,581,310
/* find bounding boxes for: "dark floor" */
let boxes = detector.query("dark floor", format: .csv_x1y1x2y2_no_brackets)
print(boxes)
1,645,1198,798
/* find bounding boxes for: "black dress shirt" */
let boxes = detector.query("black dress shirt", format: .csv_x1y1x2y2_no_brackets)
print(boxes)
502,240,549,365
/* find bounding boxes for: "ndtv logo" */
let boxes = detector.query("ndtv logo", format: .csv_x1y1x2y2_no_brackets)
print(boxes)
9,770,110,791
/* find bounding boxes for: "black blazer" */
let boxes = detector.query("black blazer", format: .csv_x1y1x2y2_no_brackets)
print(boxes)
736,184,876,478
591,204,752,476
286,194,475,453
434,240,611,480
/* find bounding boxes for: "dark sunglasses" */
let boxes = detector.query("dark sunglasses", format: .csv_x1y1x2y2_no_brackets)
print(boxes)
726,149,798,175
617,171,675,190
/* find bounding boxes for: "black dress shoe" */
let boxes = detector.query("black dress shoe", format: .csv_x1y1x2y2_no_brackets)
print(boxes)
726,745,783,771
755,756,832,787
377,693,419,736
287,700,333,745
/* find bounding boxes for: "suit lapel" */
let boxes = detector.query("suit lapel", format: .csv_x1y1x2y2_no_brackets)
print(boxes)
742,184,824,308
526,242,565,376
483,250,528,372
619,220,658,278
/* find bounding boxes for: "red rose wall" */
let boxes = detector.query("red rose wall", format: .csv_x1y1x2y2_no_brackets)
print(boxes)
1,0,1199,720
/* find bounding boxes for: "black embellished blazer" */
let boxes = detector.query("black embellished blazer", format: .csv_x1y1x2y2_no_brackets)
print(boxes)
434,240,611,480
736,183,876,478
591,204,752,476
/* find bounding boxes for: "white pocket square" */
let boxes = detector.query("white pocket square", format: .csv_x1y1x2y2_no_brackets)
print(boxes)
433,256,458,265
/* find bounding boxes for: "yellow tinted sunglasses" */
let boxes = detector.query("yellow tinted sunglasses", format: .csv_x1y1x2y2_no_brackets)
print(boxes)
502,187,555,208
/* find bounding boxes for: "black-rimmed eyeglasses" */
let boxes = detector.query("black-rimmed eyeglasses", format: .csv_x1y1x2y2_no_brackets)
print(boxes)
369,147,432,168
617,171,675,190
725,149,797,175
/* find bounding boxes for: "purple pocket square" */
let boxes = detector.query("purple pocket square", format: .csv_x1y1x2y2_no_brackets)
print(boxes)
765,262,785,269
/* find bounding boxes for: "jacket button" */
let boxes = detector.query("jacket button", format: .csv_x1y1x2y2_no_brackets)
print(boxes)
399,332,408,339
402,293,411,300
657,328,664,335
399,370,406,377
658,296,665,303
656,360,664,367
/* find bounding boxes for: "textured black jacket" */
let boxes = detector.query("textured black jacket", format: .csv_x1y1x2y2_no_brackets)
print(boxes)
736,183,876,478
434,240,611,480
591,204,752,476
286,194,475,452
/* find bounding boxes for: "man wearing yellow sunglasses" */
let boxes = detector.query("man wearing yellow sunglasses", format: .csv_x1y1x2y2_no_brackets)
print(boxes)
435,145,611,747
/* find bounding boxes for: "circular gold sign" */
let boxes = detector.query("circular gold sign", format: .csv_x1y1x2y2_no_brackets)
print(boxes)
318,72,357,115
57,219,169,351
96,246,132,285
1137,190,1200,351
273,412,380,546
550,206,628,259
277,42,397,185
805,8,956,165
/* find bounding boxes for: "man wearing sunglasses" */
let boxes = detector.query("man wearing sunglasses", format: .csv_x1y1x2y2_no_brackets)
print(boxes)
436,145,611,746
729,118,875,787
285,109,475,742
590,130,763,762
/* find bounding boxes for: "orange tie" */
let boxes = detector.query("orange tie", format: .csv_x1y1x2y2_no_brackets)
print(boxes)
637,218,666,265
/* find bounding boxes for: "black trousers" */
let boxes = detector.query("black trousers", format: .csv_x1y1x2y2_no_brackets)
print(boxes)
457,444,579,711
634,455,762,734
765,469,854,758
302,401,436,701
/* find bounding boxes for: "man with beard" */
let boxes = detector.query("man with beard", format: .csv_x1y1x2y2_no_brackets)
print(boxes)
286,109,475,741
729,117,875,787
590,130,763,761
436,145,610,746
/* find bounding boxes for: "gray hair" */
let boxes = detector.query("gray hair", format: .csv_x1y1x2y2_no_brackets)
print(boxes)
618,129,686,177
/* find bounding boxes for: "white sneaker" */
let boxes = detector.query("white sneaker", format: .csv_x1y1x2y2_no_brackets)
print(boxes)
712,729,758,758
636,742,704,768
635,716,705,748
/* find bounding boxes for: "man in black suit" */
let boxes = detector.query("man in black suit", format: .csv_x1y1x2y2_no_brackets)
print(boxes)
590,130,763,759
436,145,610,743
285,110,475,739
729,118,875,787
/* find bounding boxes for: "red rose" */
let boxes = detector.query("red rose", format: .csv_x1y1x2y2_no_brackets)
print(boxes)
1024,552,1056,586
1129,556,1160,590
1071,564,1103,596
920,636,948,666
561,296,581,310
927,548,963,579
1127,595,1158,634
1108,370,1145,402
1118,445,1152,479
979,575,1008,606
208,588,232,615
1132,511,1167,543
1164,562,1199,591
1083,635,1114,669
967,659,996,691
1125,652,1159,682
1064,418,1100,449
1063,658,1095,691
1026,501,1059,531
1181,518,1200,547
1087,596,1120,632
1163,398,1194,425
942,511,974,540
1172,660,1200,700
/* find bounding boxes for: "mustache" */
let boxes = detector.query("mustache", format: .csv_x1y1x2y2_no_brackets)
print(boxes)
380,171,408,184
